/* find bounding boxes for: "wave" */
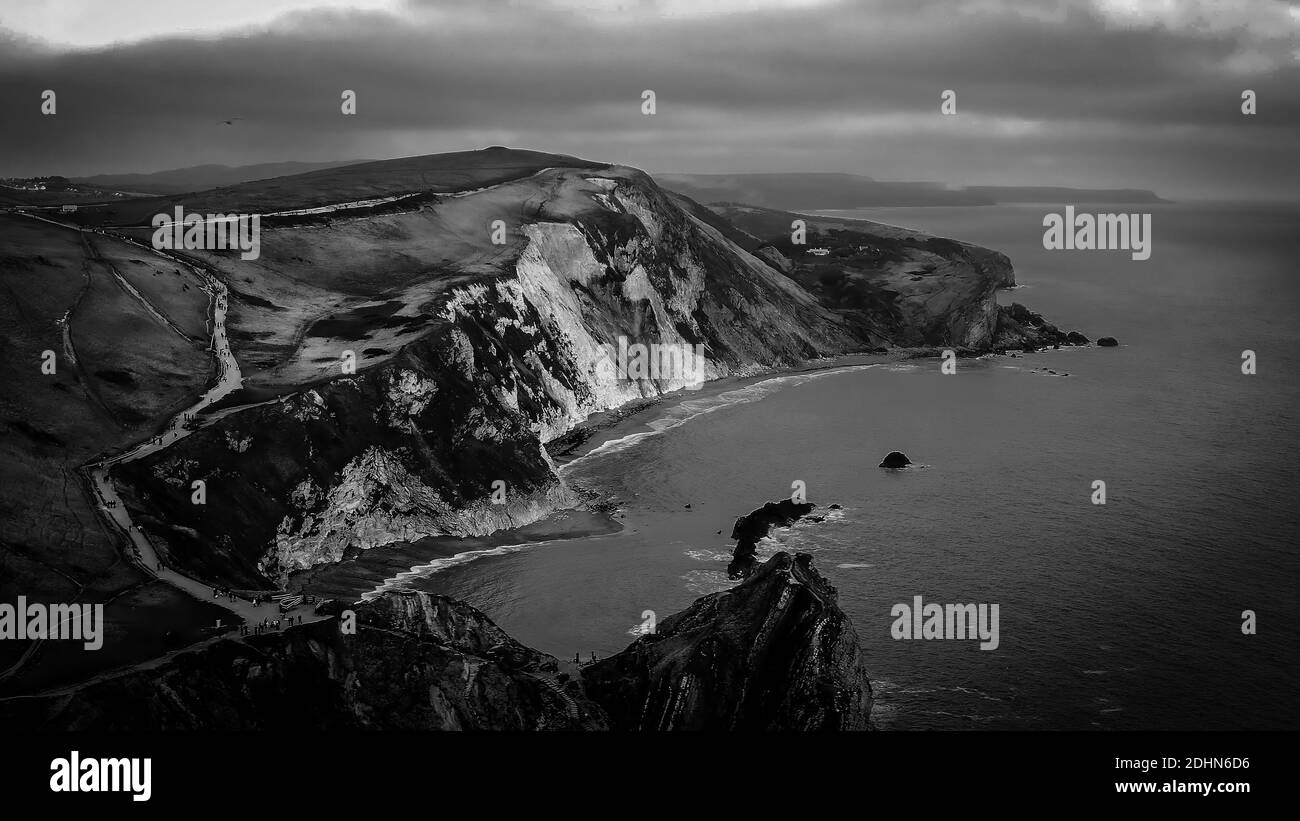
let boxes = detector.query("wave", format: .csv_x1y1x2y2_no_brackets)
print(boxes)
680,568,733,597
684,548,732,562
362,536,575,601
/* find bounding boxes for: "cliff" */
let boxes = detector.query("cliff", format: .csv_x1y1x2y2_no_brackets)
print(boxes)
0,148,1056,708
707,203,1016,349
104,150,1030,589
580,552,872,730
111,158,865,587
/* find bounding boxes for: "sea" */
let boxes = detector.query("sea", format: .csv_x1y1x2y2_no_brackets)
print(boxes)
300,201,1300,730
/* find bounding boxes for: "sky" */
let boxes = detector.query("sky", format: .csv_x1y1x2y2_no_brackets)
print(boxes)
1,0,1297,199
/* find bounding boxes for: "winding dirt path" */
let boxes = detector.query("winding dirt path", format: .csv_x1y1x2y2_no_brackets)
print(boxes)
76,234,334,631
10,214,328,635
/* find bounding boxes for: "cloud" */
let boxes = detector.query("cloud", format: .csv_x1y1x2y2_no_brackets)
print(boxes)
0,0,1295,198
0,0,404,48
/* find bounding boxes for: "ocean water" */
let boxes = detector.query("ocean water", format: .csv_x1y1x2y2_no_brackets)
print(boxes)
317,202,1300,729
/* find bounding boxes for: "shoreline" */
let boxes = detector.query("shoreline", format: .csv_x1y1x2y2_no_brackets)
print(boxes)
312,342,1066,599
294,351,902,603
549,342,1060,468
549,350,904,464
289,508,624,603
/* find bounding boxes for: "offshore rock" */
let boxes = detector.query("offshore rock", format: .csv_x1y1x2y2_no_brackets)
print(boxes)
993,303,1091,352
879,451,912,469
727,499,816,578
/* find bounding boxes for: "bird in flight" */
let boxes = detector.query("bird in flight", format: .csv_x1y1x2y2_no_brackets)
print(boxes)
219,117,242,126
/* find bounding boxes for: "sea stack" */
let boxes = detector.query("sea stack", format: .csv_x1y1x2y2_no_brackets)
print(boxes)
727,499,816,579
879,451,911,469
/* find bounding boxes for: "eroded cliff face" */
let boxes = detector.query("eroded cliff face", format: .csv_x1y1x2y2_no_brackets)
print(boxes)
0,591,604,731
115,167,864,588
581,551,872,731
116,318,585,587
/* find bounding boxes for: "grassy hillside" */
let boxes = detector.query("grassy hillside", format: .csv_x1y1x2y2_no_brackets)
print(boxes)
0,215,237,695
711,202,1015,347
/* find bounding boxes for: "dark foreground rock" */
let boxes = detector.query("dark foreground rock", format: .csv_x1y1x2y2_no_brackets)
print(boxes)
581,552,872,730
0,556,870,732
879,451,912,469
1097,336,1119,347
727,499,816,578
0,592,606,731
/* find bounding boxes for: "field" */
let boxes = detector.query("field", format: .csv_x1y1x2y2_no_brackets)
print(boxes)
121,164,619,394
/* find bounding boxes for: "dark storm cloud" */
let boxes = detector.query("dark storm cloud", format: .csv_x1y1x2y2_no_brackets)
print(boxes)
0,0,1296,198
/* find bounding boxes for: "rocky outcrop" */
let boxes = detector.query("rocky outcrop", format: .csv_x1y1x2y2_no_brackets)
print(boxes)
0,591,605,731
116,326,585,587
879,451,911,469
994,303,1091,352
1097,336,1119,347
754,244,794,274
727,499,816,578
581,552,872,730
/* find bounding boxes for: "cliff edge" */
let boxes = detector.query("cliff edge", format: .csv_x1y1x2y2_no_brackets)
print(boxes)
581,551,872,730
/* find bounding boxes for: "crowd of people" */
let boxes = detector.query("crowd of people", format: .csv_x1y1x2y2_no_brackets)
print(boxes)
209,587,321,637
240,614,306,636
